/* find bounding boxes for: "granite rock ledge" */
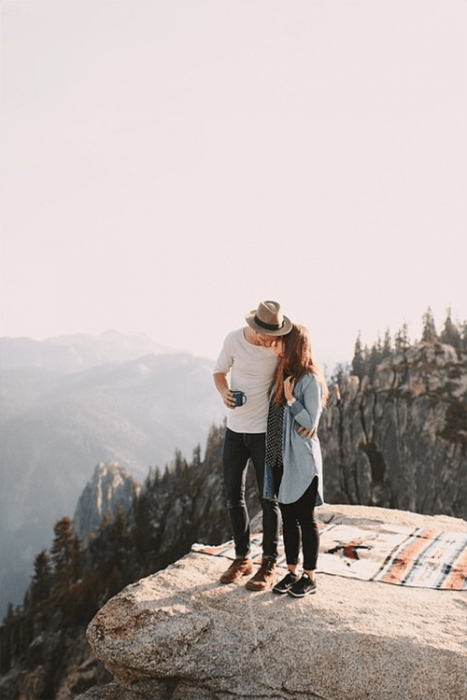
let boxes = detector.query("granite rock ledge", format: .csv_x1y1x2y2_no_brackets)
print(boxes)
77,505,467,700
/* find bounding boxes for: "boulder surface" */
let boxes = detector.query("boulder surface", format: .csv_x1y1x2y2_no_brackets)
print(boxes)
79,505,467,700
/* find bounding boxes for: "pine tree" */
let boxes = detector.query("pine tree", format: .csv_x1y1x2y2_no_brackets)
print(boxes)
115,503,130,562
31,550,52,604
114,502,130,542
382,329,392,357
395,322,410,351
173,449,190,495
440,307,461,348
132,491,153,560
351,333,365,379
50,516,79,591
145,466,156,490
70,532,83,582
203,423,225,467
192,444,201,469
368,344,380,380
421,307,437,343
461,321,467,352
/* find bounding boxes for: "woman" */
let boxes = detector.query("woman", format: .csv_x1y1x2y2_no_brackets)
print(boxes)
264,324,328,598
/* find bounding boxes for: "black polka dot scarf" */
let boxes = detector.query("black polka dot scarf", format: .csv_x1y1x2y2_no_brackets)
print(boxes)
266,400,284,470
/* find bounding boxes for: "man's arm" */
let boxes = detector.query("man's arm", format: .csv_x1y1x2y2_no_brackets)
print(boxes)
214,372,236,409
297,425,316,439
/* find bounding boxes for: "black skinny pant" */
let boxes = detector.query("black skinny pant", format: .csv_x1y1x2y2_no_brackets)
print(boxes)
222,428,280,559
279,476,319,571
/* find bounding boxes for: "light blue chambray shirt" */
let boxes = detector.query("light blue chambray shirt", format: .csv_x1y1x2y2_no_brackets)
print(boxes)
264,372,325,506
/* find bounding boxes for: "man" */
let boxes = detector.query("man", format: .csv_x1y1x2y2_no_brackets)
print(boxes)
213,300,292,591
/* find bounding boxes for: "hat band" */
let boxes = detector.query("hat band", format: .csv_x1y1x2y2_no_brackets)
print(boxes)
254,314,284,331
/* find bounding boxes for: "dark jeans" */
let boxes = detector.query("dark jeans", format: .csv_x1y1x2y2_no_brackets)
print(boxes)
279,477,319,571
223,428,280,560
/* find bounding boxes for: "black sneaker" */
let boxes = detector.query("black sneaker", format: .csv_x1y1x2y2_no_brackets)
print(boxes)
272,572,299,595
288,573,317,598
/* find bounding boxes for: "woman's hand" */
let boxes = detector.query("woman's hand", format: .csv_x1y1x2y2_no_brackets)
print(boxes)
284,376,296,402
296,426,316,439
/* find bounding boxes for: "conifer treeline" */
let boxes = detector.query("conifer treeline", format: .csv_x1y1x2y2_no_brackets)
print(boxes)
346,307,466,383
1,423,261,683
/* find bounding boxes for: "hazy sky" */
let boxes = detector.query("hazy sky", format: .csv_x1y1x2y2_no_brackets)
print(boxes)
2,0,466,367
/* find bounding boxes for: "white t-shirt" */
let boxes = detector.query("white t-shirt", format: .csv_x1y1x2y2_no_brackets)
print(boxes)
213,328,279,433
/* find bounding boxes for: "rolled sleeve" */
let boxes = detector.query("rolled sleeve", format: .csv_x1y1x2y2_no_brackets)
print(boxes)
213,339,233,376
288,375,322,430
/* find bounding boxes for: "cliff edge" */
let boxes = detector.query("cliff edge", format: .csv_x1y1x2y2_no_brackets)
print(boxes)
78,504,467,700
320,342,467,518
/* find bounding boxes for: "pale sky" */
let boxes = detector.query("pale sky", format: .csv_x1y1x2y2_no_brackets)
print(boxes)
1,0,466,369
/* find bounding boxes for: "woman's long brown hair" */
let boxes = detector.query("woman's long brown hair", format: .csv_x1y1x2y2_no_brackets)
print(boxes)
270,324,329,408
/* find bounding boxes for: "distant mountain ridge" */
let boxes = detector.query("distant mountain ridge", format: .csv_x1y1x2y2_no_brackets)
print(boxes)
0,330,181,374
0,332,225,618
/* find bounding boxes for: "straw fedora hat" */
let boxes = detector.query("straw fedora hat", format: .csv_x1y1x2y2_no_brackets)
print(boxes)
245,300,292,336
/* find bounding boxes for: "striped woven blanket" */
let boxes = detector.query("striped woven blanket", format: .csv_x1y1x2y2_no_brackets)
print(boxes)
192,523,467,590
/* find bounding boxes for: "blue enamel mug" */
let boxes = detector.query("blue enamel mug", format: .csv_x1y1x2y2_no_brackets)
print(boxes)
231,390,247,407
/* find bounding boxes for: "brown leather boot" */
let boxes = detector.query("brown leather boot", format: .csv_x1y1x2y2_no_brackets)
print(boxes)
245,558,276,591
219,558,254,584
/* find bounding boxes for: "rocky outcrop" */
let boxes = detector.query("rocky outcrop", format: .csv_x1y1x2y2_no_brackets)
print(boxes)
321,342,467,519
73,462,142,540
78,505,467,700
